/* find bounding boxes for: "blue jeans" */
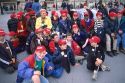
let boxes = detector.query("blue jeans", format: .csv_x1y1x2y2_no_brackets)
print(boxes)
22,75,49,83
117,33,125,48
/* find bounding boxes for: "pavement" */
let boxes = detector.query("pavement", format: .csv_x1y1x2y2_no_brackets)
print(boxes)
0,14,125,83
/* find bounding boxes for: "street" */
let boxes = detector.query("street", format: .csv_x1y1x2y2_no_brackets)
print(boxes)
0,14,125,83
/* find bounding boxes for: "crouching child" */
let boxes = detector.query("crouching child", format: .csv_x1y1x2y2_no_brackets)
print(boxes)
87,36,110,80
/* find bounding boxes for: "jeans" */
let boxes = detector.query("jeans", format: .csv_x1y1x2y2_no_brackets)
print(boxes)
117,33,125,49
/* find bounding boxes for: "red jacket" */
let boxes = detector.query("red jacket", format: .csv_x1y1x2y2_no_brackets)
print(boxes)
17,21,28,37
71,41,81,56
81,19,94,33
49,40,56,54
11,38,20,48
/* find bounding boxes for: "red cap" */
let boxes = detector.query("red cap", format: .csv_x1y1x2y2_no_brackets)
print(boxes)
51,10,56,15
96,12,103,16
0,29,6,36
17,11,24,19
73,12,79,17
84,12,89,16
43,28,51,35
29,11,35,16
89,36,100,44
72,24,78,29
53,12,58,17
35,45,46,52
60,9,68,14
8,31,17,36
10,13,16,18
35,28,43,33
109,12,117,17
58,39,67,45
61,12,67,17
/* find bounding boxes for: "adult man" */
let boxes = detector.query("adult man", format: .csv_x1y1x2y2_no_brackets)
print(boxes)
35,9,52,29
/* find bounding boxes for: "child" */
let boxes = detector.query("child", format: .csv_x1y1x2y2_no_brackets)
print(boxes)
66,33,84,65
87,36,110,80
53,39,76,73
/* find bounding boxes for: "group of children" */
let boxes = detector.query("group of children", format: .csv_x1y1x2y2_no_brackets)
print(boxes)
0,2,125,83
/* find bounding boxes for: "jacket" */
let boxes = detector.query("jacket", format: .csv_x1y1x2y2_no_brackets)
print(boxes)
7,18,18,32
0,40,16,65
35,16,52,29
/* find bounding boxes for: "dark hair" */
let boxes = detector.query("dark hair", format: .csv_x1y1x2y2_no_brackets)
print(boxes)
34,0,39,2
66,33,72,37
51,33,58,39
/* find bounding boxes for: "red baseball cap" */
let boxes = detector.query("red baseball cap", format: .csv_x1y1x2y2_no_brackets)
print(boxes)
35,45,46,52
0,29,6,36
89,36,101,44
58,39,67,45
72,24,78,29
10,13,16,18
35,28,43,34
8,31,17,36
96,12,103,16
109,12,117,17
84,12,89,16
43,28,51,35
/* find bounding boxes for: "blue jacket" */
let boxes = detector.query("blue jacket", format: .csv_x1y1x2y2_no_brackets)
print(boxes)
53,46,75,69
119,16,125,33
58,19,71,35
104,17,118,34
17,54,53,83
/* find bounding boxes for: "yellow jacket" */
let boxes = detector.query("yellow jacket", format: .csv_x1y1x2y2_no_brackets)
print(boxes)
35,16,52,29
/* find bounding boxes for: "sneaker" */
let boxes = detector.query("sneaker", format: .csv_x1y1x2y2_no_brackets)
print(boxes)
92,70,98,80
107,51,114,57
112,50,118,56
101,65,110,71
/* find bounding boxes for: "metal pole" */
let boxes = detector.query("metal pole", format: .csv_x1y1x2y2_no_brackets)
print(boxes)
74,0,75,8
56,0,57,10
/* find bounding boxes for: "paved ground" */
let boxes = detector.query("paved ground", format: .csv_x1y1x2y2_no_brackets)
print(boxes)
0,14,125,83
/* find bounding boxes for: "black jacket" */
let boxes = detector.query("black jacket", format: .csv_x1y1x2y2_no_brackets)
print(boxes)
87,45,105,65
0,40,16,65
7,18,19,32
53,46,75,72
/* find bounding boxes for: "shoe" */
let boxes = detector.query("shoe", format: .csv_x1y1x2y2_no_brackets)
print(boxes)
101,65,110,71
78,59,84,65
112,50,118,56
107,51,113,57
5,66,15,74
120,48,125,54
92,70,98,80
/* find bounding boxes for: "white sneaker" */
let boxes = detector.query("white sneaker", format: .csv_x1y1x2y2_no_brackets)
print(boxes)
92,70,98,80
101,65,110,71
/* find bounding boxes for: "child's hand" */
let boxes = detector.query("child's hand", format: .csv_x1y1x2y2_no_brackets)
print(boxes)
48,66,53,70
75,63,80,67
34,70,41,76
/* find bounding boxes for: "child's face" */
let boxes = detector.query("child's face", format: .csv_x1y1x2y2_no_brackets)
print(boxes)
66,36,72,42
0,35,5,42
73,16,78,20
90,42,97,47
97,16,102,20
73,28,79,33
62,16,67,20
54,35,59,42
59,44,67,50
36,33,43,38
36,50,46,60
